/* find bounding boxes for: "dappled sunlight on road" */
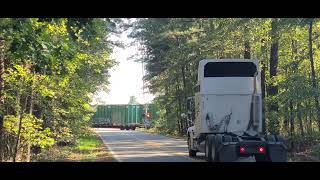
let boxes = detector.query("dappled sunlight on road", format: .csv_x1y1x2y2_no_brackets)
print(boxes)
95,128,203,162
95,128,254,162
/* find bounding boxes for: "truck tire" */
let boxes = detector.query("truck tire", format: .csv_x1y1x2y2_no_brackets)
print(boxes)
132,127,136,131
188,136,197,157
125,126,130,130
213,134,222,161
120,126,124,130
205,135,219,162
205,135,212,161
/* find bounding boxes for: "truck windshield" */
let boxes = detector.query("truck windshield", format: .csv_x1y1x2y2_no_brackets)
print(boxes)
204,62,257,77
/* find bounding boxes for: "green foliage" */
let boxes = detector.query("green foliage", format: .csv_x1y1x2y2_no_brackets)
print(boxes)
130,18,320,137
75,135,102,151
311,145,320,158
0,18,117,161
4,114,54,148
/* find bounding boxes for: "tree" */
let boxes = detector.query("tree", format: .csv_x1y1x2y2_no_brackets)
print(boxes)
0,18,116,161
129,18,320,141
267,18,280,134
307,18,320,131
128,96,139,105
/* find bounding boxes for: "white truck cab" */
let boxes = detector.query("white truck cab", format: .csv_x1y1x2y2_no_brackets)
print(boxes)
187,59,287,162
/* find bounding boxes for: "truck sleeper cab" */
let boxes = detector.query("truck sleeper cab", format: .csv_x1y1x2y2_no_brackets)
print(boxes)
187,59,287,162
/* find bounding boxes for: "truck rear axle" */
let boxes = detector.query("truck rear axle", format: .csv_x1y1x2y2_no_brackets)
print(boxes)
201,133,287,162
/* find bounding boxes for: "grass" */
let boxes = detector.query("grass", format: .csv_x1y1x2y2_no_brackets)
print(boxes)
34,133,116,162
286,133,320,162
311,145,320,157
76,135,102,151
288,144,320,162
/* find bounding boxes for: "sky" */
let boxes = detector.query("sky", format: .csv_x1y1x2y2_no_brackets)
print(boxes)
91,21,154,105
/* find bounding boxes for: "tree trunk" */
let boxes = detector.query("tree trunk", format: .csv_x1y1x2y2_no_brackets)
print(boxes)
284,102,289,135
13,91,22,162
261,39,267,134
289,101,295,137
180,66,188,132
309,108,313,133
297,103,304,136
0,114,3,162
0,52,3,162
305,75,313,134
175,84,182,134
268,19,280,133
164,86,171,130
0,41,4,131
290,38,304,136
244,40,251,59
0,55,3,106
26,74,35,162
308,19,320,131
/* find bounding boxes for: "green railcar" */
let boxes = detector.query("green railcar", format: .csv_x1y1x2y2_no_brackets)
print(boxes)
92,104,158,130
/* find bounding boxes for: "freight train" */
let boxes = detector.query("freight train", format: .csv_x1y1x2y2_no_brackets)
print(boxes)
91,104,158,130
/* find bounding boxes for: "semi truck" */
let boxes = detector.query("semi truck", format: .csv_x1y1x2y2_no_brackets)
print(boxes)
187,59,287,162
92,104,157,130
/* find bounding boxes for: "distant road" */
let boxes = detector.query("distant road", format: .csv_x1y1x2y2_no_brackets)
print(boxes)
95,128,255,162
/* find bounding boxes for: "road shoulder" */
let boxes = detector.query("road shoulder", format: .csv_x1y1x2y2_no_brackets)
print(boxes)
34,132,116,162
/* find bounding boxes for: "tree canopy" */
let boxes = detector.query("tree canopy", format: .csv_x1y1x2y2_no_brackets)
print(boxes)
129,18,320,138
0,18,117,161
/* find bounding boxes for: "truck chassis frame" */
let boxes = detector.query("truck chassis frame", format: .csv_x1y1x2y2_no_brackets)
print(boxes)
188,132,287,162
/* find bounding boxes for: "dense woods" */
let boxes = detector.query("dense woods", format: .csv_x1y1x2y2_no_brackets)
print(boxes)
129,18,320,146
0,18,116,161
1,18,320,161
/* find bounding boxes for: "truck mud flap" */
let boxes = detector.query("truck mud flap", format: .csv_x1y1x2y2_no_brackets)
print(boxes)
267,143,287,162
218,144,238,162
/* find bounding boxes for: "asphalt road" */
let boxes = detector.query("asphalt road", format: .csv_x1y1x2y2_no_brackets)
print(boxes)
95,128,255,162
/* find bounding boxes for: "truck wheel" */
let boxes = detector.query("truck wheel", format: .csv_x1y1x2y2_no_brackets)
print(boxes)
125,126,130,130
120,126,124,130
206,135,219,162
188,137,197,157
205,135,213,161
212,135,222,161
132,127,136,131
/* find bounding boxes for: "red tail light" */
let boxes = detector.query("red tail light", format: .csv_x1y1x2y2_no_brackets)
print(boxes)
240,147,246,153
258,147,265,153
